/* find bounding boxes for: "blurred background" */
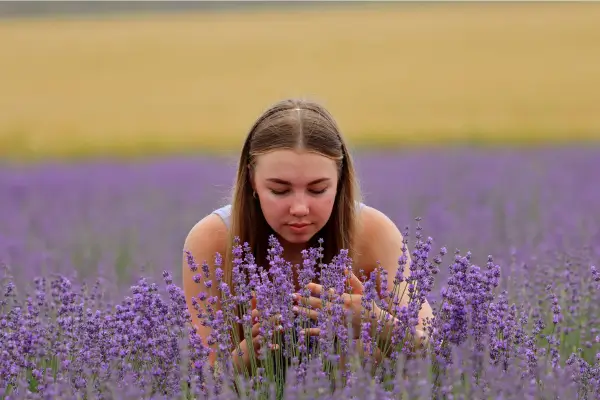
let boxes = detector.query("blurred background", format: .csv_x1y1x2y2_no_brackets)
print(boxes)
1,1,599,161
1,1,600,298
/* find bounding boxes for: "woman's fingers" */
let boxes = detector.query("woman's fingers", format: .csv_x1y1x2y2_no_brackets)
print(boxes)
415,329,429,347
251,333,280,354
251,322,261,337
251,308,283,322
292,305,319,321
299,327,320,337
252,334,264,351
304,282,337,299
293,295,343,316
293,294,325,310
249,311,284,337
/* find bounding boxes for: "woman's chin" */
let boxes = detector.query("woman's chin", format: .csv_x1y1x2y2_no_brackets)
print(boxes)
280,234,310,244
277,231,313,246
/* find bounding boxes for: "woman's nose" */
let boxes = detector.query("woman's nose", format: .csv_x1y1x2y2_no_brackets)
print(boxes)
290,195,309,216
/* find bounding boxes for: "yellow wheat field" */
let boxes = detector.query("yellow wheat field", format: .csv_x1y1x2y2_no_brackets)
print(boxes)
1,2,600,160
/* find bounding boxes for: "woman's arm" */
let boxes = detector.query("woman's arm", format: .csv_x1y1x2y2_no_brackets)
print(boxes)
182,213,229,369
354,206,434,352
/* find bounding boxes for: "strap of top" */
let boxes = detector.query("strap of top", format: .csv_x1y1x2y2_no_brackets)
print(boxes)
212,204,232,229
212,201,365,230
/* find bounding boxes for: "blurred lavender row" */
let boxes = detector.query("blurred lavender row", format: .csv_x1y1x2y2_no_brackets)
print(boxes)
1,147,598,294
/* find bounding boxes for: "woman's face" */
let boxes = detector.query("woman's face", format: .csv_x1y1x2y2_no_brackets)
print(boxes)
251,149,339,247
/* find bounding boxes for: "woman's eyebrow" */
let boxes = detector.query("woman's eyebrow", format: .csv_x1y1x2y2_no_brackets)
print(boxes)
266,178,331,185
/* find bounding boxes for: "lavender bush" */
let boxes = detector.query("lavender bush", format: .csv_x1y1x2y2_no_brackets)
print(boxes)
1,146,599,399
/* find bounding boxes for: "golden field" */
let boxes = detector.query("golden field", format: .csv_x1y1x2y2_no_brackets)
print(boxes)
1,2,600,160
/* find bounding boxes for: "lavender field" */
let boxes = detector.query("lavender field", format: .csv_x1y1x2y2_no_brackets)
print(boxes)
1,146,599,399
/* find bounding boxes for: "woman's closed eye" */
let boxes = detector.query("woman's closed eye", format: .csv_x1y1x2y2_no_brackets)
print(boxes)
269,187,328,196
309,187,327,195
270,188,289,195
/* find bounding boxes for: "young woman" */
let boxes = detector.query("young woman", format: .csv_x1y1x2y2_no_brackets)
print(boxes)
182,98,433,372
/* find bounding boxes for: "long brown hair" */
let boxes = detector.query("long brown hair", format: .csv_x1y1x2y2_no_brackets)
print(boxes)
224,98,363,344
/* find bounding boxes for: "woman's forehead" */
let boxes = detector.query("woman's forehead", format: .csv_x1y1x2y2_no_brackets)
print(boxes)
254,150,337,182
255,149,336,168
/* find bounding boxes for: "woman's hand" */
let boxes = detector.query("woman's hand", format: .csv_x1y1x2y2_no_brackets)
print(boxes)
291,270,384,340
232,293,303,373
231,307,268,372
291,271,428,353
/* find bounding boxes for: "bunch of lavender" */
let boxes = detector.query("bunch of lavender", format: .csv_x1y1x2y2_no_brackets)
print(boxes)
185,235,345,399
184,217,447,399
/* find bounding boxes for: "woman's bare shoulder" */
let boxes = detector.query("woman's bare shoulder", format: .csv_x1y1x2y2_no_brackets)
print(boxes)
357,205,400,241
183,213,229,267
354,205,405,273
